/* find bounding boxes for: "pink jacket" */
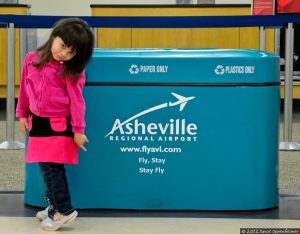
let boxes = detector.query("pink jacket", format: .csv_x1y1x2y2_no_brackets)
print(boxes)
16,51,86,134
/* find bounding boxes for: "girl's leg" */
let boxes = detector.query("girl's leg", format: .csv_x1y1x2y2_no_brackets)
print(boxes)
39,163,54,210
39,162,74,217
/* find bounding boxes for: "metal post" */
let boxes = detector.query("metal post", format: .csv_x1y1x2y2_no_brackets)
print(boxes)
279,23,300,150
20,28,28,65
0,23,25,150
259,26,266,51
274,27,281,55
93,27,98,48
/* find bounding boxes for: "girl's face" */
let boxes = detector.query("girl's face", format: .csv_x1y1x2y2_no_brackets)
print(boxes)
51,36,76,62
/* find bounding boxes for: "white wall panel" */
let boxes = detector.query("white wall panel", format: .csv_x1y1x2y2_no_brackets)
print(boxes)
215,0,250,4
19,0,177,16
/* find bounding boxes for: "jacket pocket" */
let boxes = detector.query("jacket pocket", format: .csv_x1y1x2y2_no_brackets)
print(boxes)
50,117,67,132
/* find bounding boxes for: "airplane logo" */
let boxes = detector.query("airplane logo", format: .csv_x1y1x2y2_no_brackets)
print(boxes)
105,92,196,137
169,92,195,111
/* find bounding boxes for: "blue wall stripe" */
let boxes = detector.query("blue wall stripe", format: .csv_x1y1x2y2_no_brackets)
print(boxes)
0,14,300,28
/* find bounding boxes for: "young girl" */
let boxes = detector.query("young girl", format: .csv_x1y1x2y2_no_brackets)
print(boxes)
16,18,94,231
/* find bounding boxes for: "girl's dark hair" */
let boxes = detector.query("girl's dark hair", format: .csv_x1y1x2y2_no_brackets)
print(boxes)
34,17,94,82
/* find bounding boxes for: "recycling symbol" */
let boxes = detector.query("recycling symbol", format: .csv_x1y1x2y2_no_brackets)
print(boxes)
215,65,225,75
129,64,139,74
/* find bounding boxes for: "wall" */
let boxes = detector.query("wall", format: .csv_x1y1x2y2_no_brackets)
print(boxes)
215,0,250,3
18,0,180,47
18,0,252,16
18,0,250,48
19,0,251,16
19,0,179,16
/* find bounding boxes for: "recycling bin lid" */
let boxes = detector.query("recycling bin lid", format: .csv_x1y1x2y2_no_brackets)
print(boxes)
86,48,280,84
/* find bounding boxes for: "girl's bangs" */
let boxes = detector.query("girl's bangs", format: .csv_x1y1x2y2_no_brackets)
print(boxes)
57,30,86,54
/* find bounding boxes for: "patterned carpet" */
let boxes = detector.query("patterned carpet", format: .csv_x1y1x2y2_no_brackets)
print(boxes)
0,120,300,194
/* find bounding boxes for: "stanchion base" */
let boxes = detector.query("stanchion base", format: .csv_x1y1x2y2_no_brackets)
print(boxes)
0,141,25,150
279,141,300,151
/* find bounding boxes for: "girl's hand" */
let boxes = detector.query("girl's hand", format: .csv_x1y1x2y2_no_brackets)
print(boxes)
74,133,89,151
19,117,29,137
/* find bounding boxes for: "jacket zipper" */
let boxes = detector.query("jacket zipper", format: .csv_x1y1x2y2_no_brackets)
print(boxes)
37,66,46,115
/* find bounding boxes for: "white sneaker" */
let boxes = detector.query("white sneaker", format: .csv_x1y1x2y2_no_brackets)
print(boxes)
36,207,50,221
41,210,78,231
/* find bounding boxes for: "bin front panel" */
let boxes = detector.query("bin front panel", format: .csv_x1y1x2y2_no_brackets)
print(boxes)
73,85,279,210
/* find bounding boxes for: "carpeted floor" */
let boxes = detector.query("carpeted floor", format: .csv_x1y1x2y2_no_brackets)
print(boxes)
279,113,300,195
1,118,300,194
0,121,25,191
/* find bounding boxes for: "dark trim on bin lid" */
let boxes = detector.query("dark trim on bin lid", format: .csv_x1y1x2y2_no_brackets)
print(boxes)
90,4,251,8
85,82,281,87
0,4,30,7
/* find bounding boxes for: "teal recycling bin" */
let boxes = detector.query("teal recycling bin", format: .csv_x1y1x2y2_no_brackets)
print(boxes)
24,49,280,210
